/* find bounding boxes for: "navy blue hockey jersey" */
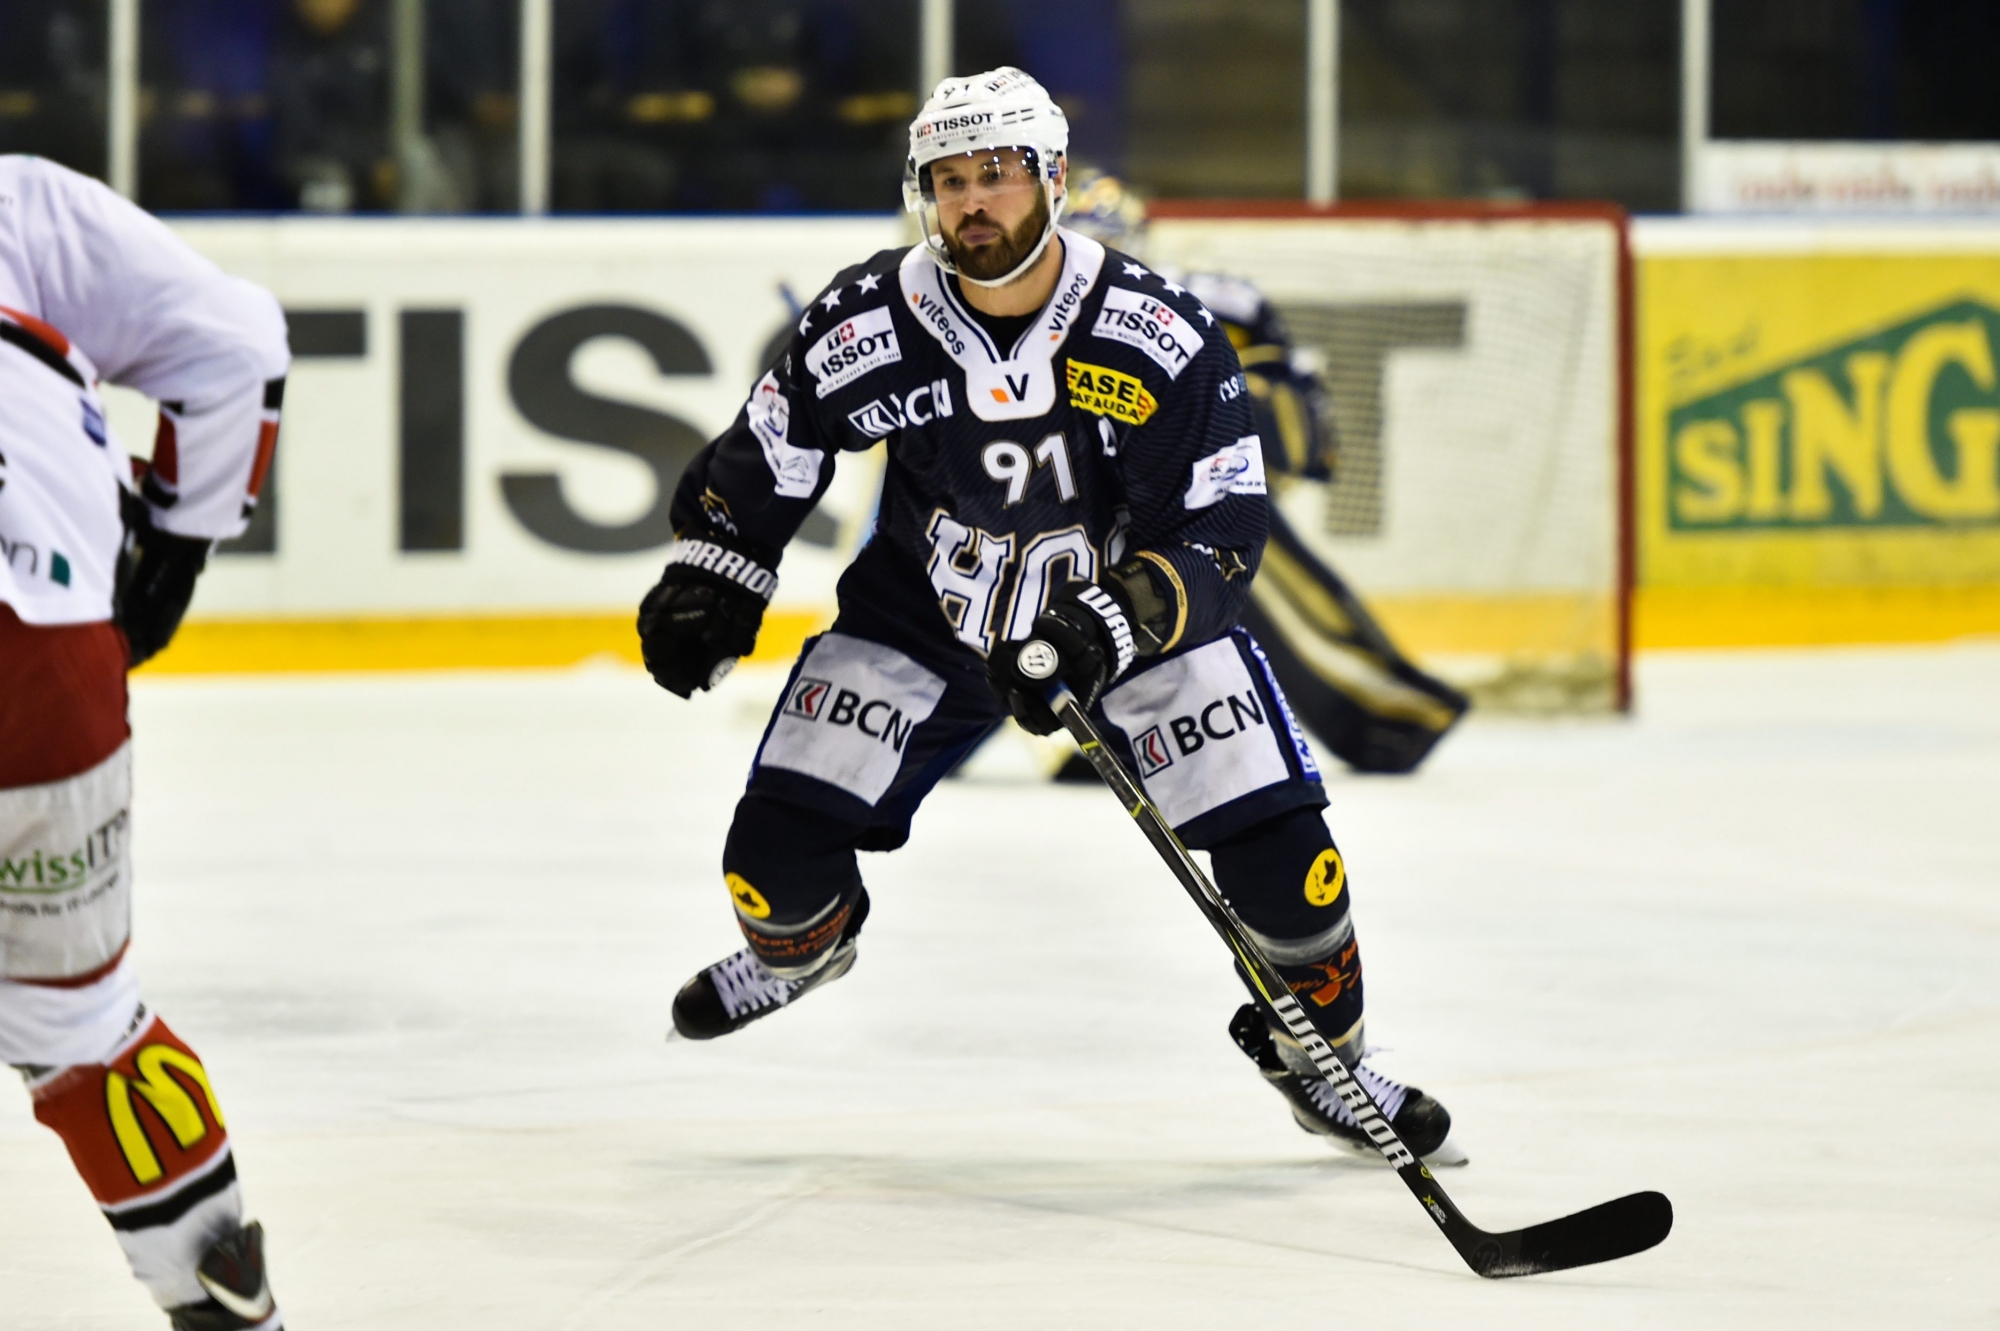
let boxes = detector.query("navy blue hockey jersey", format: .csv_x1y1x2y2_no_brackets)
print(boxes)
670,231,1267,660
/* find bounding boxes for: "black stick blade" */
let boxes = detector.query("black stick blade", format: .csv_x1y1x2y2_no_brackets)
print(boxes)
1467,1190,1673,1278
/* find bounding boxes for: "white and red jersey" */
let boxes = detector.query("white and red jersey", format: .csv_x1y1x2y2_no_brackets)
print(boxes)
0,312,129,624
0,155,289,624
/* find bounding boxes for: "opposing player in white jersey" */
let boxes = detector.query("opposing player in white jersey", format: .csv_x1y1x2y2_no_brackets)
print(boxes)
0,156,287,1330
638,71,1457,1160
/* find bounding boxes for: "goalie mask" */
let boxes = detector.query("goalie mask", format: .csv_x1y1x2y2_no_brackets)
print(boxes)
1062,168,1151,259
903,66,1069,289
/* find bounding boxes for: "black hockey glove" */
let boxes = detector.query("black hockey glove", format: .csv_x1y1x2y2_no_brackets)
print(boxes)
988,580,1141,736
637,531,779,698
114,494,211,668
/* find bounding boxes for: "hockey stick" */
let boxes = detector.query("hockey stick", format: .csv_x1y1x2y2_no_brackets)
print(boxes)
1040,680,1671,1277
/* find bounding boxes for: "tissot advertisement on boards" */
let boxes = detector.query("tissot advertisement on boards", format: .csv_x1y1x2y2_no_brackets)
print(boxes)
101,218,903,627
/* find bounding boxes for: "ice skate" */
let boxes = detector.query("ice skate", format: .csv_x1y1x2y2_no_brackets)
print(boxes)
166,1220,279,1330
671,891,868,1040
1229,1004,1464,1165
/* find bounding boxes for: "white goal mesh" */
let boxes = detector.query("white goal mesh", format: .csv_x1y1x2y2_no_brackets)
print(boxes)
1148,205,1632,712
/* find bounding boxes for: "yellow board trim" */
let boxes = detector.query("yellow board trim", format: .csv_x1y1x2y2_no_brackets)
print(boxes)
138,609,827,675
1635,583,2000,649
127,584,1998,676
1356,592,1617,658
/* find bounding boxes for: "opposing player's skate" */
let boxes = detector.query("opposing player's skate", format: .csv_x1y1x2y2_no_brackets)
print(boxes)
167,1220,280,1330
1228,1004,1463,1164
671,891,869,1040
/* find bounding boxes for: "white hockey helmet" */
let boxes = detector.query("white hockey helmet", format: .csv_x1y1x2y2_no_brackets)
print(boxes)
903,66,1069,288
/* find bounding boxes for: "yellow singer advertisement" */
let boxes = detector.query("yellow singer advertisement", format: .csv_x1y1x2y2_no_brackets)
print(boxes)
1640,247,2000,646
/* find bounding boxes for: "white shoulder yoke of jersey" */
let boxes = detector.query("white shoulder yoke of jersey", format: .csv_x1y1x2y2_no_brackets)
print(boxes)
895,228,1107,422
0,154,289,540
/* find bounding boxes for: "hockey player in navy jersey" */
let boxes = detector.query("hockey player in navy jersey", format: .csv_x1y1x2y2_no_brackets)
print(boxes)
638,68,1453,1159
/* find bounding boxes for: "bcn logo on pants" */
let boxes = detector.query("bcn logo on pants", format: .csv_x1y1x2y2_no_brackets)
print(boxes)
786,677,833,719
784,675,916,751
761,633,948,807
1103,636,1297,829
1136,690,1268,775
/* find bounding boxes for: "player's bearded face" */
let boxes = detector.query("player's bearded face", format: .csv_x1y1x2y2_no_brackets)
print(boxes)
936,154,1052,282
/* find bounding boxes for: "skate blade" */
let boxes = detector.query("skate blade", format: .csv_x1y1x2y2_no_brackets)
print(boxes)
1422,1135,1471,1168
1308,1119,1470,1169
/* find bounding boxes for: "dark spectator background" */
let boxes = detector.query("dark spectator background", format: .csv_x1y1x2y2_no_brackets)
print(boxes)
0,0,109,179
7,1,2000,216
550,0,920,213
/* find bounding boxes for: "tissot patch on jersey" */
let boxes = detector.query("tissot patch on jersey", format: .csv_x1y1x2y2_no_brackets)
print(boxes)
747,370,822,497
806,306,901,398
1093,287,1205,379
1066,360,1157,426
1102,638,1293,828
759,634,947,805
1184,436,1267,510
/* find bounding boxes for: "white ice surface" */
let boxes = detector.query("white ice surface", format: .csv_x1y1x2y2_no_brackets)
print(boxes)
3,644,1998,1328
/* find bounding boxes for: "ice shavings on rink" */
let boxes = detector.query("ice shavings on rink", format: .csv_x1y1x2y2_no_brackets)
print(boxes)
3,644,1997,1328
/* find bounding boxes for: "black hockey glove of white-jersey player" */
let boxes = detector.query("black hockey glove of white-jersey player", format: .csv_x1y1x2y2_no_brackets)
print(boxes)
990,563,1172,735
637,531,779,698
114,492,211,669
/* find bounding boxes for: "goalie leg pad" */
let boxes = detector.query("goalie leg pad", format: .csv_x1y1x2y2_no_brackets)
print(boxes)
1210,805,1366,1061
17,1002,245,1309
1236,508,1469,775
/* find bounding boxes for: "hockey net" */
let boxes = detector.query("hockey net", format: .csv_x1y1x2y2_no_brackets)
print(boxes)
1147,201,1634,713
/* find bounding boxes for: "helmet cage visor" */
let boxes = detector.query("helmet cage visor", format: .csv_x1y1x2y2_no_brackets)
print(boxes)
902,146,1068,288
906,146,1052,206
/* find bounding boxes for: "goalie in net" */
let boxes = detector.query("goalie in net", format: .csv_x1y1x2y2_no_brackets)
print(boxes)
1062,171,1469,775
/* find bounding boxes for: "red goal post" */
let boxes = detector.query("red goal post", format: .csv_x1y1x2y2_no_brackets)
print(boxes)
1145,200,1636,713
